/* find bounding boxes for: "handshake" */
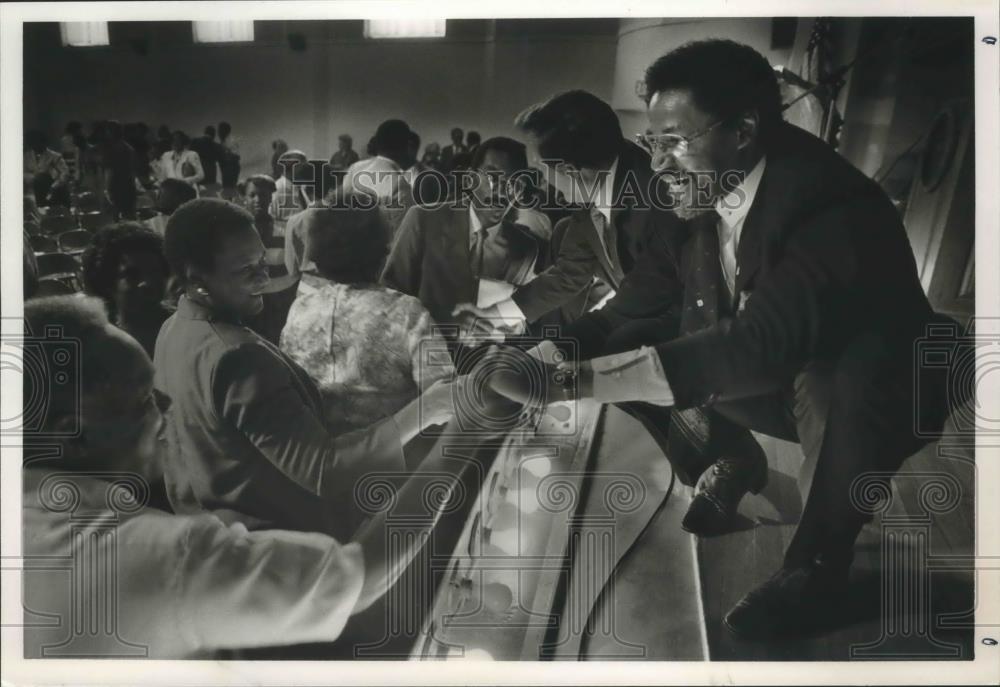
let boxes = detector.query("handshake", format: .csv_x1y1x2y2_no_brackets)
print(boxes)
415,341,593,437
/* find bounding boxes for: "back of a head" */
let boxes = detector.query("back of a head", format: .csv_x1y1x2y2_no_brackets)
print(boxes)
163,199,255,281
218,121,232,138
373,119,412,164
306,194,388,283
643,39,783,145
82,223,168,313
471,136,528,171
277,149,309,179
156,178,198,215
515,90,622,170
467,131,482,146
204,125,216,138
23,296,112,435
106,120,124,141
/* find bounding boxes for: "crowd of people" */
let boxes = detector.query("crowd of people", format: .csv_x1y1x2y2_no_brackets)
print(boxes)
21,38,968,659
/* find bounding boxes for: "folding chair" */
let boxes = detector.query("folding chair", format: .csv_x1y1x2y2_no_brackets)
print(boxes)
73,191,102,213
77,211,109,232
58,229,94,256
40,214,78,236
35,278,78,297
35,253,83,292
29,235,59,255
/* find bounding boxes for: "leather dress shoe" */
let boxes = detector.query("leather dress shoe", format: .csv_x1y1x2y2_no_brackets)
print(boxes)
681,445,768,537
723,559,851,639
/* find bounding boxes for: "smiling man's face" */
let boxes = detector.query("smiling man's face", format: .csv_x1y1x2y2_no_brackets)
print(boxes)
646,88,741,219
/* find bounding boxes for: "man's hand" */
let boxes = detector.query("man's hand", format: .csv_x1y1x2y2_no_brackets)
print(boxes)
472,345,585,408
452,303,525,345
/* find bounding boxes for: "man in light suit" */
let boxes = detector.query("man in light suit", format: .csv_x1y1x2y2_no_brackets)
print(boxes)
453,90,688,352
381,136,547,335
485,40,967,638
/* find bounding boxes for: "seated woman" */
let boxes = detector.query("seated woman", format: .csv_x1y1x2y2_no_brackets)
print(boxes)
280,201,455,433
153,199,454,540
82,222,172,358
22,295,476,659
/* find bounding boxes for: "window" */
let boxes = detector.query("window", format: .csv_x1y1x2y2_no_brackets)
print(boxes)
59,22,109,47
192,21,254,44
364,19,446,39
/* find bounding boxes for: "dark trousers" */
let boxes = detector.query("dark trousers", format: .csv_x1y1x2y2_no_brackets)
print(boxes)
598,317,955,569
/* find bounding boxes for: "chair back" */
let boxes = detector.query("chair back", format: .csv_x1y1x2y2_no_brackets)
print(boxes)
35,278,78,297
77,211,108,232
58,229,94,255
29,235,59,254
40,214,78,236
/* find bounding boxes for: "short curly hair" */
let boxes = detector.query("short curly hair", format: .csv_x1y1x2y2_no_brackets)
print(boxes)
163,198,256,283
82,222,169,316
306,198,388,283
643,39,783,144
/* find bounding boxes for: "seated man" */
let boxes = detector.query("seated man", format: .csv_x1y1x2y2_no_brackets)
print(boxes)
485,40,968,638
381,136,547,337
21,295,480,658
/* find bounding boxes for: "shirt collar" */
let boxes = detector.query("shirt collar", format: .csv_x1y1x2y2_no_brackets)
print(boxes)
468,206,500,240
715,156,766,231
593,156,620,225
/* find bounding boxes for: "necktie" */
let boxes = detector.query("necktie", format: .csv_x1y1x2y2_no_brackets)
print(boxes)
718,214,738,299
590,207,624,286
471,225,489,278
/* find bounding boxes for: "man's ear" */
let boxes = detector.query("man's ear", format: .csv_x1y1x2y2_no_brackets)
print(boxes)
735,111,760,150
50,414,87,458
185,265,209,295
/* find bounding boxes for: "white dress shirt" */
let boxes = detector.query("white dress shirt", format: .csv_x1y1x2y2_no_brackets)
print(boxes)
158,149,205,186
715,157,766,298
560,157,767,406
22,468,364,658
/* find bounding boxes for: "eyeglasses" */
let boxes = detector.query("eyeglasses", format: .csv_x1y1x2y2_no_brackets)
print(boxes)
635,118,727,157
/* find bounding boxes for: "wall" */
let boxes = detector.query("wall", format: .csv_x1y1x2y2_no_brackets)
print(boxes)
23,21,617,175
610,18,796,137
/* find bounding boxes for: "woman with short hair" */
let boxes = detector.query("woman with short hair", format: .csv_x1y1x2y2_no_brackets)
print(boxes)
280,197,454,433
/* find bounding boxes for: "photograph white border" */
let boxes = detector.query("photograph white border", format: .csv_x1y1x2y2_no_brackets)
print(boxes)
2,1,998,684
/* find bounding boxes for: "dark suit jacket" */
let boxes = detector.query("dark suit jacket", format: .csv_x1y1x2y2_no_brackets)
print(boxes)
440,144,468,173
655,123,936,409
380,203,546,329
516,141,688,349
153,297,405,539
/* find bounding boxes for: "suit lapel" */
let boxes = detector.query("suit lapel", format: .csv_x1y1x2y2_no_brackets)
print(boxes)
733,173,769,298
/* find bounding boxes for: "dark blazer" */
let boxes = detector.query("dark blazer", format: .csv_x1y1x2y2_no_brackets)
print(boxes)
655,122,936,408
153,297,405,539
380,203,545,328
440,143,468,173
516,141,688,348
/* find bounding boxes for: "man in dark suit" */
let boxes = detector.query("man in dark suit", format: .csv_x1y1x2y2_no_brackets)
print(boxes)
440,127,468,174
190,125,222,187
381,137,546,333
452,90,688,348
485,40,966,637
